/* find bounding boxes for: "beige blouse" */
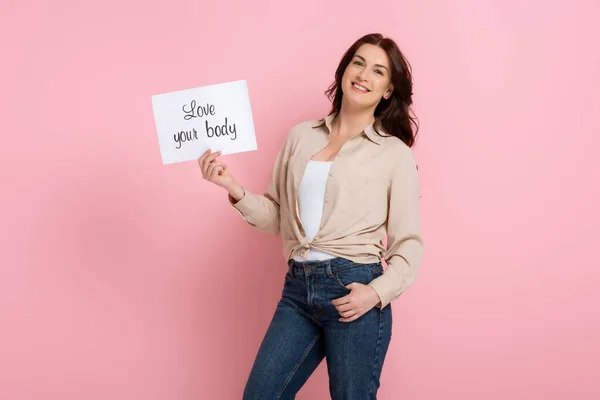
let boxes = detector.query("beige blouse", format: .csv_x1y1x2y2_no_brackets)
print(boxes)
229,113,424,309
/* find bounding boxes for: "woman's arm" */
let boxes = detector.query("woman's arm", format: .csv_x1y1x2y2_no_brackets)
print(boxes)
227,139,288,236
368,150,425,309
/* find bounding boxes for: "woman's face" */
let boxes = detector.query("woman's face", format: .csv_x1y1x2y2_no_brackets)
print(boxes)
341,43,394,110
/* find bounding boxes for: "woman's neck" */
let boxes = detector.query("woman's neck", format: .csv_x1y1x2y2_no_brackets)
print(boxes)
331,103,375,139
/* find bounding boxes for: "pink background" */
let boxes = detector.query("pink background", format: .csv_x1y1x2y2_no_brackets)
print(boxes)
1,1,599,399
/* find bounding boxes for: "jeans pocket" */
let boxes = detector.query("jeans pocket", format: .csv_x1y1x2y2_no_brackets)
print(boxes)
332,263,381,291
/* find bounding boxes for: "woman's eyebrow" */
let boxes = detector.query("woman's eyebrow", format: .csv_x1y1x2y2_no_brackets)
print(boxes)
354,54,389,71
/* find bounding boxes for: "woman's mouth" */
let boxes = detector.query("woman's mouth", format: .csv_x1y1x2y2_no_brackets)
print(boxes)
352,82,370,93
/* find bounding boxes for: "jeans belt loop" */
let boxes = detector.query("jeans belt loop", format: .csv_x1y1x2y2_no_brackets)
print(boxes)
325,261,333,278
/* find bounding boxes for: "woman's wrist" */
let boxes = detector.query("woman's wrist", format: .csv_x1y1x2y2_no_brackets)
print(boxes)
226,182,245,202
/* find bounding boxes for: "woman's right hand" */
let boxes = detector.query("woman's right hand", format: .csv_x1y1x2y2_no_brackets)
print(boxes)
198,150,245,201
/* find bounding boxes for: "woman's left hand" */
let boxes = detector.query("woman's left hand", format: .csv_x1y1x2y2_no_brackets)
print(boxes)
332,283,381,322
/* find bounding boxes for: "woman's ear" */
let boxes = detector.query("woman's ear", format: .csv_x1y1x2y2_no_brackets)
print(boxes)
384,84,394,99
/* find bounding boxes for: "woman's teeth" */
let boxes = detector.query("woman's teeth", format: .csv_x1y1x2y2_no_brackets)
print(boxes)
353,83,368,92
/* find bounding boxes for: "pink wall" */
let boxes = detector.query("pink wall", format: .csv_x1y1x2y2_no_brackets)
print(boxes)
1,1,599,399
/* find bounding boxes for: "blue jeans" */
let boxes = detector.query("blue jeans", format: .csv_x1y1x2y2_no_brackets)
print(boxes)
243,257,393,399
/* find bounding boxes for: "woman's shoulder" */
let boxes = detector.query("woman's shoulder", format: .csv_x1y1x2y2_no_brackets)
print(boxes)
290,118,326,136
378,132,415,158
373,134,419,176
281,118,327,145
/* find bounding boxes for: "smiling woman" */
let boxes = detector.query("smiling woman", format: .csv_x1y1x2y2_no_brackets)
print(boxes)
345,51,393,99
198,32,424,400
319,32,418,148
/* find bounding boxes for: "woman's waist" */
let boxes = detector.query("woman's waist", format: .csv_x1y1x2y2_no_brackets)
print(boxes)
284,237,384,258
287,256,382,277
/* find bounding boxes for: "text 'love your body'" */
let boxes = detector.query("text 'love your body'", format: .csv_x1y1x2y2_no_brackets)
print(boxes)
173,100,237,149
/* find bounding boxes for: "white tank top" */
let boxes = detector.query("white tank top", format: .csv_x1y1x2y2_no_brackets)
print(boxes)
292,160,337,262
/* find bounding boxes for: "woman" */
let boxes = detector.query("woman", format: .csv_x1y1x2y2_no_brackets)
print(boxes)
199,32,424,400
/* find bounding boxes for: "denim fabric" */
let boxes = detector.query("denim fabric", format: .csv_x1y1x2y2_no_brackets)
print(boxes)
243,257,393,399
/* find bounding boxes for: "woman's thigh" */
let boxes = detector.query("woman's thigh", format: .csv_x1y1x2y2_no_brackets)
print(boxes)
321,262,394,400
242,299,325,399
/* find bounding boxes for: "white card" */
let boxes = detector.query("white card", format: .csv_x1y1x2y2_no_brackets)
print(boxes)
151,79,258,164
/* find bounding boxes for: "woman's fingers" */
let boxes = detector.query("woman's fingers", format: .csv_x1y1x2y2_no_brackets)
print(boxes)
206,161,226,182
198,150,212,173
206,162,217,180
209,163,224,181
199,150,222,176
340,309,358,318
335,303,354,313
203,151,221,175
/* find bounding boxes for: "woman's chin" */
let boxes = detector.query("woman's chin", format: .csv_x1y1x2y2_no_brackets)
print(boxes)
342,94,375,110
